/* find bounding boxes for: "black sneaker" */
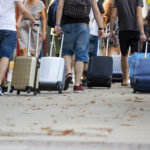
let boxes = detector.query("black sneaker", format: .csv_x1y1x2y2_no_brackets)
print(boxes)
2,86,8,95
82,79,87,86
64,73,72,90
0,86,4,96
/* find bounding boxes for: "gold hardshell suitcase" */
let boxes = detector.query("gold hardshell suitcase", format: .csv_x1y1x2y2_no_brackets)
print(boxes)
10,24,40,95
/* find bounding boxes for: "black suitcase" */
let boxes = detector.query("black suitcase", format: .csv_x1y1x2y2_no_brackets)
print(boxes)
87,28,113,88
87,56,113,88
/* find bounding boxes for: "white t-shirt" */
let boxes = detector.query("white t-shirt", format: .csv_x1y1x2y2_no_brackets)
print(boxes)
89,0,98,36
0,0,23,31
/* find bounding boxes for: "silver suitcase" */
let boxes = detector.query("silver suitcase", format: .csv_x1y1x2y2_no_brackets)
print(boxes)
10,24,40,95
112,55,123,82
39,33,65,94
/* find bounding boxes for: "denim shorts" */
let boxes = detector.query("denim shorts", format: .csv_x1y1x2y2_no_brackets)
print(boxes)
0,30,17,59
62,23,89,63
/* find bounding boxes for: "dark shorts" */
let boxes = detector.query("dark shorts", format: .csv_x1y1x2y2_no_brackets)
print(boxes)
0,30,17,59
119,30,140,56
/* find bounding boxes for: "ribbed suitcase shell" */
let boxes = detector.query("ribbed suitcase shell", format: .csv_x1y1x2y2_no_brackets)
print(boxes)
87,56,113,88
39,57,65,92
112,55,123,82
11,57,38,90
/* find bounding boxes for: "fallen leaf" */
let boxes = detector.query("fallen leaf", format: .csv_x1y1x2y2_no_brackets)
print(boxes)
45,104,49,107
130,114,140,118
63,129,74,136
53,120,57,123
83,110,88,113
140,108,144,111
121,123,132,126
33,123,38,125
108,104,112,107
125,98,132,101
47,97,53,99
27,98,31,101
41,126,51,130
90,101,96,104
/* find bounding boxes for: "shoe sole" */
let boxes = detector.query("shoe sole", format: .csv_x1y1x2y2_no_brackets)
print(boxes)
64,76,72,90
74,90,85,93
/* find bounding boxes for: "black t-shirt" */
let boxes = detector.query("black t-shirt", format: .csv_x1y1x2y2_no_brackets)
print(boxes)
62,15,89,25
113,0,143,31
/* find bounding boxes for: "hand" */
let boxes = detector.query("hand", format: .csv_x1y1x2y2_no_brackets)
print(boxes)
98,29,106,39
54,25,62,34
30,20,36,27
140,33,146,42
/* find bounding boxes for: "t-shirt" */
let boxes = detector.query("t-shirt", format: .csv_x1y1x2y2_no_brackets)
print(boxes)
0,0,23,31
113,0,143,31
90,0,104,36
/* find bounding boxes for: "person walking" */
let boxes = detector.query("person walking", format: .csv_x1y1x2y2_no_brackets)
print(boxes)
0,0,35,95
17,0,46,56
54,0,105,93
110,0,146,86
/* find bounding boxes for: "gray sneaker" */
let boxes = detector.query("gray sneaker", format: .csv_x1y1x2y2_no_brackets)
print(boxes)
0,86,4,96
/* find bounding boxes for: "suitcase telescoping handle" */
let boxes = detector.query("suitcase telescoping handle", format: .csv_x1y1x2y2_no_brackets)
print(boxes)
27,23,40,57
137,40,149,58
145,40,148,58
50,32,64,57
105,24,110,56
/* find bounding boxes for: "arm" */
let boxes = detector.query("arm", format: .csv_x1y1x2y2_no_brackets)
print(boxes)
16,14,22,29
91,0,105,39
41,8,47,40
54,0,65,34
136,6,146,41
110,7,117,41
15,1,35,23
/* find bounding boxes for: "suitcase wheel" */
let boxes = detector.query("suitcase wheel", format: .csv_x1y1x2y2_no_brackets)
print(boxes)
57,82,63,94
59,89,63,94
10,86,14,93
133,89,136,93
33,91,37,96
26,86,32,93
17,90,20,95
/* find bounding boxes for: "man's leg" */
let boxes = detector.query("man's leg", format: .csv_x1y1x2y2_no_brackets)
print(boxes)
63,55,73,90
121,54,129,85
0,57,9,85
74,61,84,86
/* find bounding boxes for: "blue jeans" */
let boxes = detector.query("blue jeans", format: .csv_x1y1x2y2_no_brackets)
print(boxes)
88,35,98,59
62,23,89,63
0,30,17,59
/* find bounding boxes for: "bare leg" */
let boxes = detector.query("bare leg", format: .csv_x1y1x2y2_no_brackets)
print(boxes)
64,55,72,74
121,54,129,85
19,48,27,56
0,57,9,85
74,61,84,86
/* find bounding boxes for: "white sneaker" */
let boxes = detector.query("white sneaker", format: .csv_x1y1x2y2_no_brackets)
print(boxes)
0,87,4,96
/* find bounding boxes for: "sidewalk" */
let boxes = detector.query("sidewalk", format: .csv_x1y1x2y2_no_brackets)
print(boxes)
0,83,150,149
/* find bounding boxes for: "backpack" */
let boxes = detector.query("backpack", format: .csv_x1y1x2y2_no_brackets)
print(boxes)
47,0,59,28
64,0,91,19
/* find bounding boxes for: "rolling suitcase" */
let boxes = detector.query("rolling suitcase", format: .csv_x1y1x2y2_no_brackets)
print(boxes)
112,55,123,82
10,24,40,95
132,41,150,93
87,33,113,88
39,33,65,94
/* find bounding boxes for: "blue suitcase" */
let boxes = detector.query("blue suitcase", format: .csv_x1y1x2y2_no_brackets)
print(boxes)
129,41,150,87
132,55,150,93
